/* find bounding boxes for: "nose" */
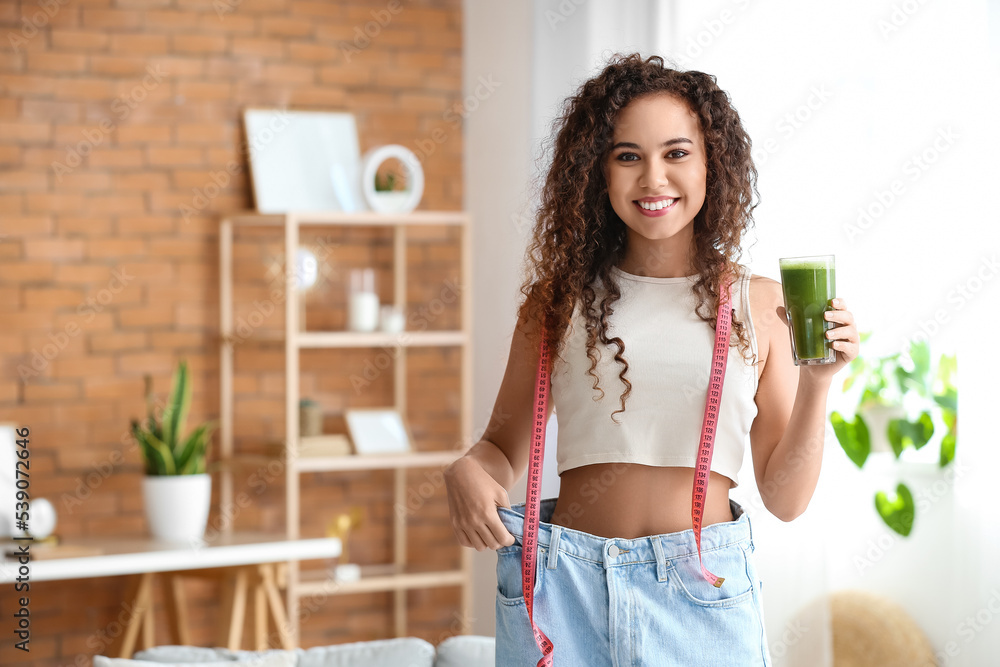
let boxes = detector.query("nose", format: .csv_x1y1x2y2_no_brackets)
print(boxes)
638,157,668,189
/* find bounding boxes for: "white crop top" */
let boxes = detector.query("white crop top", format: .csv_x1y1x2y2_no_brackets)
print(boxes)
551,264,759,488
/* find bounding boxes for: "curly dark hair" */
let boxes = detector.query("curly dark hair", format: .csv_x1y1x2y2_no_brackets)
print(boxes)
516,52,760,424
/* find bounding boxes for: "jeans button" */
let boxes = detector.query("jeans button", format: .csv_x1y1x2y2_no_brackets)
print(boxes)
608,544,620,557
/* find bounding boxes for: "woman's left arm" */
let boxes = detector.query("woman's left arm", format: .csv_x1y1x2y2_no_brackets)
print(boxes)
747,278,860,521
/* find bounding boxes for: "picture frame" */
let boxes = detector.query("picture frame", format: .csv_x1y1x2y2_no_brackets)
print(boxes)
344,409,413,456
242,107,366,214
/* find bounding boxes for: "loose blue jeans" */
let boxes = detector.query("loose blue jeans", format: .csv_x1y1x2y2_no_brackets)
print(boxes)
495,497,772,666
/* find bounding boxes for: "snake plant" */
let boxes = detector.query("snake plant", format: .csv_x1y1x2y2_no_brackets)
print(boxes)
131,360,216,475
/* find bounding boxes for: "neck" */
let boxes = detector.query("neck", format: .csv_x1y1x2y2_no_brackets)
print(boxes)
617,230,697,278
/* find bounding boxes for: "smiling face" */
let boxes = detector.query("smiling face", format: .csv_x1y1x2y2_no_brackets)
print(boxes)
604,93,708,277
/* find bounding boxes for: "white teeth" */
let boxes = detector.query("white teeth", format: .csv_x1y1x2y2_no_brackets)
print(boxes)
638,198,676,211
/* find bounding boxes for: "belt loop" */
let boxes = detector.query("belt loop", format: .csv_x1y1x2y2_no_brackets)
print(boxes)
547,525,562,570
651,536,669,582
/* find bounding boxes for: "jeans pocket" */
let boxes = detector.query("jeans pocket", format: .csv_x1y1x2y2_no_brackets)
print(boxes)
496,545,546,606
665,541,756,608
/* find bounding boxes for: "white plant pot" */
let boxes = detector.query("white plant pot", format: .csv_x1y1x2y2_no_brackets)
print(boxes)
369,190,415,214
142,474,211,543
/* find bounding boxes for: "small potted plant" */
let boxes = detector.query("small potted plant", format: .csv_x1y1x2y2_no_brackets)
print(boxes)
131,359,217,542
371,165,413,213
829,335,957,536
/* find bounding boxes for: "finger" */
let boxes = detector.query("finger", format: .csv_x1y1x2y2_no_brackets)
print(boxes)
825,325,856,340
830,338,859,354
488,519,517,548
462,528,488,552
824,309,854,327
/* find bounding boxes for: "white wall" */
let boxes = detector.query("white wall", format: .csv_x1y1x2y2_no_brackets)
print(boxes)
672,1,998,665
462,0,535,638
463,1,1000,664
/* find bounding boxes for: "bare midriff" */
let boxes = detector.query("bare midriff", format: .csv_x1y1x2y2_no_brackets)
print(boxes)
549,462,737,538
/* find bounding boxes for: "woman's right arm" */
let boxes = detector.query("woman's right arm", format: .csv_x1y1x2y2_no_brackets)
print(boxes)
443,312,555,551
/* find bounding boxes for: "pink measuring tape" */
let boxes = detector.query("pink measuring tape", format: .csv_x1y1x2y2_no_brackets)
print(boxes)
522,275,735,666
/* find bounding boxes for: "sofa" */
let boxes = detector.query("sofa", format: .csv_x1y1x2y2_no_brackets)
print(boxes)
93,636,495,667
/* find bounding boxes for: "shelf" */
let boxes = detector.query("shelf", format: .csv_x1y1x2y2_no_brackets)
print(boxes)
219,450,463,473
295,450,462,473
220,330,468,349
295,564,467,596
219,208,474,641
221,210,469,227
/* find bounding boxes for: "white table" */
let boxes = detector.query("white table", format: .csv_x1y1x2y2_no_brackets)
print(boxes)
1,532,341,655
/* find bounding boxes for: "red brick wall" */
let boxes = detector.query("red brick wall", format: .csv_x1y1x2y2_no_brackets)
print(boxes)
0,0,466,664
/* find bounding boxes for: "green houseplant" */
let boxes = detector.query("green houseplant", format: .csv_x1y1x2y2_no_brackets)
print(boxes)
131,360,217,542
829,335,957,537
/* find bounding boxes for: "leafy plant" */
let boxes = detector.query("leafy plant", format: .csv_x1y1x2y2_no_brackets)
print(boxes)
374,171,400,192
830,335,957,536
131,360,216,476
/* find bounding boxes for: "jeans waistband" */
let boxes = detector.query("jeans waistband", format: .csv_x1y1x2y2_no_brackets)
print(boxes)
497,497,752,569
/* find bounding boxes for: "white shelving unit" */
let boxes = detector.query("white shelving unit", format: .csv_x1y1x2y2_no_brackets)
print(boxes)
218,210,473,644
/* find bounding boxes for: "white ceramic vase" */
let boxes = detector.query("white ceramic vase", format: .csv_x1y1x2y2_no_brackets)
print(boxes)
142,474,211,542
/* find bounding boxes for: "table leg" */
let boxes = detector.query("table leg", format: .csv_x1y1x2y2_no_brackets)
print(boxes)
116,572,154,658
162,574,191,645
259,564,293,650
226,567,249,650
253,570,268,650
217,571,235,648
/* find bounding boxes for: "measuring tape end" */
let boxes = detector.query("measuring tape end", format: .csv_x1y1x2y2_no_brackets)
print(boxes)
713,576,725,588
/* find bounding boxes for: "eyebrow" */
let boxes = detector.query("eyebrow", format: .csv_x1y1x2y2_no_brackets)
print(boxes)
610,138,693,151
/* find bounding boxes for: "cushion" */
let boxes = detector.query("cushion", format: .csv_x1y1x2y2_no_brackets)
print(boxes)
132,646,233,662
434,635,495,667
131,647,294,664
95,652,296,667
298,637,435,667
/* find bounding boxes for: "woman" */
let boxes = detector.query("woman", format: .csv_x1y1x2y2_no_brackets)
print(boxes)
444,52,859,666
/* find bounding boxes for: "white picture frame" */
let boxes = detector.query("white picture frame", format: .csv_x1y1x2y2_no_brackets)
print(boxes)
243,108,366,214
344,409,413,456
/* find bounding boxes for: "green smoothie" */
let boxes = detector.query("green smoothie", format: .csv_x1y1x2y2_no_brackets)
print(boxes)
779,256,836,365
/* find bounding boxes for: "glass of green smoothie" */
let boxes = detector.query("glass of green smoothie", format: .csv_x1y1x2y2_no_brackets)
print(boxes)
778,255,836,366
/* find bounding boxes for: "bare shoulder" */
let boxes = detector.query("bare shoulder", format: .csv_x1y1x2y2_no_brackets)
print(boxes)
746,274,785,367
748,273,783,314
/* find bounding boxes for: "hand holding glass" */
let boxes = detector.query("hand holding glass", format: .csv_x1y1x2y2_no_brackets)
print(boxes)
778,255,836,366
